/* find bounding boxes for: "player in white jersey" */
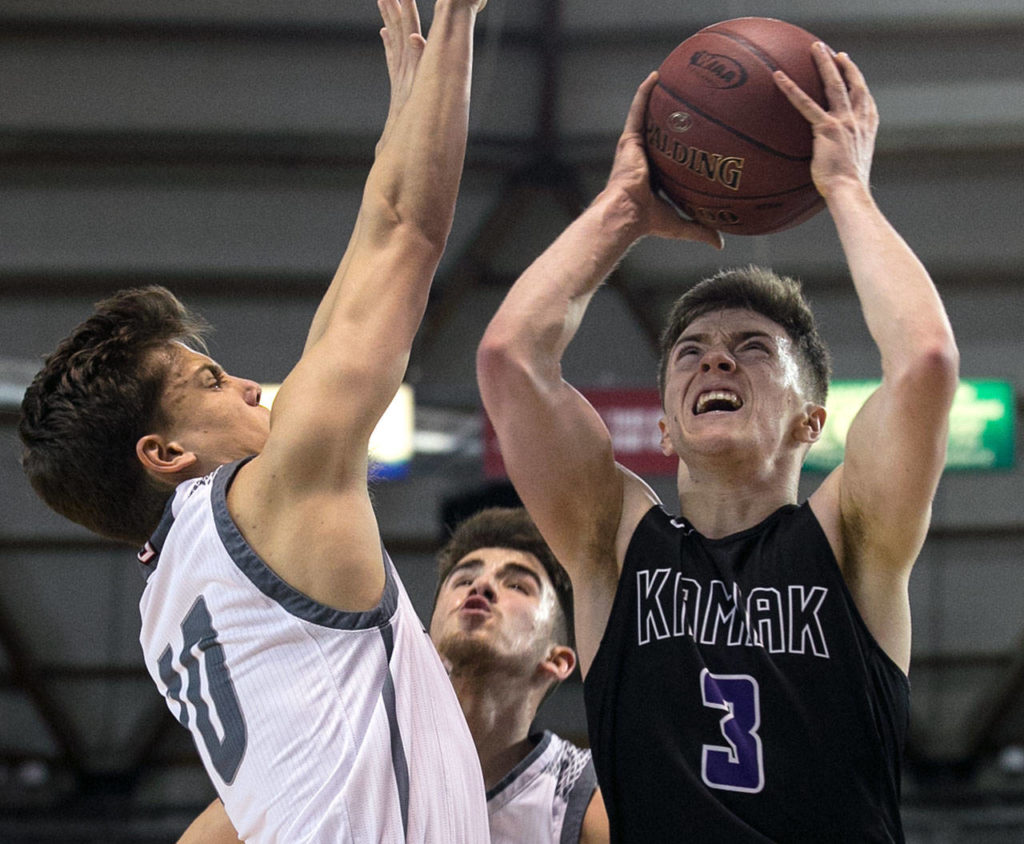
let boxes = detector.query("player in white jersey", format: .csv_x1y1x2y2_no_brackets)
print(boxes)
485,729,597,844
179,507,609,844
430,507,608,844
19,0,491,841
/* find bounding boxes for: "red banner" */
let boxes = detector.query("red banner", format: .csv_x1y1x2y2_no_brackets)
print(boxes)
483,388,678,478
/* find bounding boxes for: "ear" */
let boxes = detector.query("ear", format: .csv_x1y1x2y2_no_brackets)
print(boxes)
136,433,198,478
538,644,577,684
658,417,676,457
794,403,826,445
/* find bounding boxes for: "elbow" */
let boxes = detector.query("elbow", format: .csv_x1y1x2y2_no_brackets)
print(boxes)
903,333,961,407
926,329,960,390
365,186,452,263
476,327,533,409
476,328,515,390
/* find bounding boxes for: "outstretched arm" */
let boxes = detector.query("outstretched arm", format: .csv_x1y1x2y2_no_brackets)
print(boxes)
303,0,427,353
236,0,485,612
477,73,720,671
779,45,959,671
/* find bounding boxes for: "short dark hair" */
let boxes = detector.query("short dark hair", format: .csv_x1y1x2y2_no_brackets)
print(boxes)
657,265,832,406
18,286,210,545
435,507,575,650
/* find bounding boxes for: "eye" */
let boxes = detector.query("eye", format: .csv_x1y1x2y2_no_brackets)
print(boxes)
506,577,535,594
675,344,700,361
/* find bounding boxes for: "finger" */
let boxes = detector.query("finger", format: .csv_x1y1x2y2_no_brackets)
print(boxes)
685,220,725,250
650,194,725,250
772,69,826,124
623,71,658,136
378,0,399,32
402,0,423,39
835,52,873,115
810,41,851,111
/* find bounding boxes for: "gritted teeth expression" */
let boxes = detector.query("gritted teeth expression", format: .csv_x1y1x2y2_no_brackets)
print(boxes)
693,389,743,415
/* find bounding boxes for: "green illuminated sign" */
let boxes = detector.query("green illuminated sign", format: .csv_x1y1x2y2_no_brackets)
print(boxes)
805,379,1016,472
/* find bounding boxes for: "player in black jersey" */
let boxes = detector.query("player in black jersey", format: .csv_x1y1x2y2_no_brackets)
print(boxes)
478,43,958,842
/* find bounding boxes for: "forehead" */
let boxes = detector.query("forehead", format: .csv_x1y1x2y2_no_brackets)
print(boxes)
678,308,787,342
158,342,216,380
448,546,549,583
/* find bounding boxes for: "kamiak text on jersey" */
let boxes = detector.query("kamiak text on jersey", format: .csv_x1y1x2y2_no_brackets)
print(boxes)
635,571,830,658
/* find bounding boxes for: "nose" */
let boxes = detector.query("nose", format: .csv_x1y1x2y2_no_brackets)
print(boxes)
239,378,262,407
700,348,736,373
468,575,497,603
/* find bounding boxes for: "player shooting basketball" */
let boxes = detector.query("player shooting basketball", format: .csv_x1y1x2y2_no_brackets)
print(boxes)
477,41,958,842
19,0,491,840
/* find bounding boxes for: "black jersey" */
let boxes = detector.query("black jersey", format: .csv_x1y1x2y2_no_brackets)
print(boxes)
584,503,908,843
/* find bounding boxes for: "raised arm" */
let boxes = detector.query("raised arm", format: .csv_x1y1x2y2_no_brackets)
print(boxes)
477,73,720,670
234,0,484,611
778,46,959,671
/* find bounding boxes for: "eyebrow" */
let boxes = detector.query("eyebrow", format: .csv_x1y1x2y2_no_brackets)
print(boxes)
676,329,777,346
446,558,544,590
193,362,225,382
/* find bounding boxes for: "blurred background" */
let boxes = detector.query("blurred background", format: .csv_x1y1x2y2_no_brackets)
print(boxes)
1,0,1021,841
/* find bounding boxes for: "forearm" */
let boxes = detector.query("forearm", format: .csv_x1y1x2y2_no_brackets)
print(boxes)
368,0,475,247
826,180,958,380
306,0,476,353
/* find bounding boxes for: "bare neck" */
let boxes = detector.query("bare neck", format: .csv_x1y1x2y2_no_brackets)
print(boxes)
448,667,546,790
676,452,801,539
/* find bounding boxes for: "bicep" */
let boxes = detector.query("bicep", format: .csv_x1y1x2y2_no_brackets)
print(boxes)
837,369,953,565
480,355,624,571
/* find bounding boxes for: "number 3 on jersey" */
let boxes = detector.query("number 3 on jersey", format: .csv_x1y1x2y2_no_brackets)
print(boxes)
700,669,764,793
158,596,247,783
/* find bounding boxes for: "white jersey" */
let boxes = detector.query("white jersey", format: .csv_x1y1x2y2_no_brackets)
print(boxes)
486,731,597,844
138,460,490,843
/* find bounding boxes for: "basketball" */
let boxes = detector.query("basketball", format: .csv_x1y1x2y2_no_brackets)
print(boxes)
645,17,830,236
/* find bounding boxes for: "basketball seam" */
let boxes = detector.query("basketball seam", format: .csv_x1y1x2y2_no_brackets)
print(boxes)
653,80,811,163
711,29,783,73
654,167,816,201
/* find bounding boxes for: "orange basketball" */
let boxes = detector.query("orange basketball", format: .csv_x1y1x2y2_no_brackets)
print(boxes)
645,17,830,236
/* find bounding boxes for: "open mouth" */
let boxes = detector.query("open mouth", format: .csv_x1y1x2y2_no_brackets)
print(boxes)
693,390,743,415
461,596,491,613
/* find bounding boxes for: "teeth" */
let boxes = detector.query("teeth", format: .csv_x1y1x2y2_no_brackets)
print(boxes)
695,390,742,414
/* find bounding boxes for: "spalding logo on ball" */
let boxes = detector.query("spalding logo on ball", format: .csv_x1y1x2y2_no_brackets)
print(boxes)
645,17,830,236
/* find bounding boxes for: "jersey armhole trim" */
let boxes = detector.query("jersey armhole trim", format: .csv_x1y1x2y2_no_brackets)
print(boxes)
485,730,554,802
212,457,399,630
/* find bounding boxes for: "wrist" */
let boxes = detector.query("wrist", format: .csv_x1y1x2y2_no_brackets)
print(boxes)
821,175,873,208
590,186,647,246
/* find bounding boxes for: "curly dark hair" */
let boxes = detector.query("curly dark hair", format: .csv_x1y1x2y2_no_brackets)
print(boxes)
434,507,575,650
657,265,832,406
18,286,210,545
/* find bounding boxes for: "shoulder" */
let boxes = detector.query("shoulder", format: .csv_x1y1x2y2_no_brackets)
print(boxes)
547,732,595,798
